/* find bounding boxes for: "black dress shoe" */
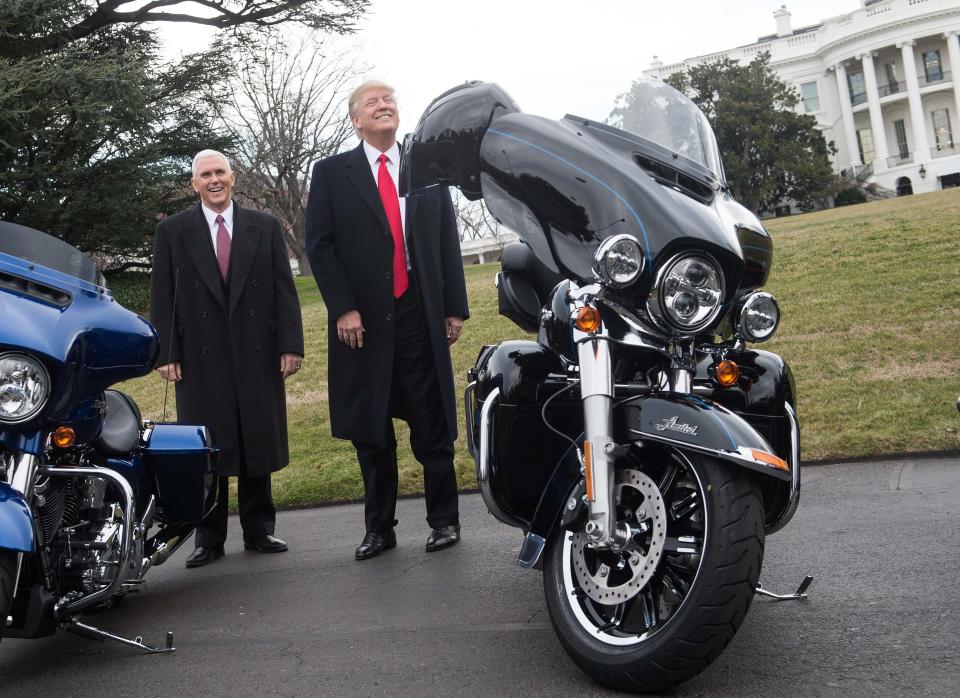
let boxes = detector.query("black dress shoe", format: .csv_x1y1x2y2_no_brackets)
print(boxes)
355,529,397,560
425,524,461,552
243,534,289,553
185,545,224,568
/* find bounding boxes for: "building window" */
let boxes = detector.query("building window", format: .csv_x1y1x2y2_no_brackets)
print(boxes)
932,109,953,150
923,50,943,83
894,119,909,159
848,72,867,105
800,81,820,113
895,177,913,196
857,128,875,164
884,63,900,94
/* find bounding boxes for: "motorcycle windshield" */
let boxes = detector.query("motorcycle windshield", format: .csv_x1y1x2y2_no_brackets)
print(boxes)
607,78,724,183
0,221,101,286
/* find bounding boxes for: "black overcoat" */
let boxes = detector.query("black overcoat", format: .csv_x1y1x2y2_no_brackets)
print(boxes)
149,203,305,477
305,143,469,448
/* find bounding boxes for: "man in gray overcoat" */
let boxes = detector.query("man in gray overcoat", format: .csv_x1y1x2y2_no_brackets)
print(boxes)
150,149,305,567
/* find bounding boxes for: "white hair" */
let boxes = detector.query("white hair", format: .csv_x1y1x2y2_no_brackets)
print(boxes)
191,150,232,178
347,80,396,118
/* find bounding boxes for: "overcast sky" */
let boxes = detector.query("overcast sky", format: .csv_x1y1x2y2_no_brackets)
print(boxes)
161,0,858,138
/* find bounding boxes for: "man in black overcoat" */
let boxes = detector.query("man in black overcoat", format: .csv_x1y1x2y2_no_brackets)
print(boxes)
305,81,469,560
150,149,305,568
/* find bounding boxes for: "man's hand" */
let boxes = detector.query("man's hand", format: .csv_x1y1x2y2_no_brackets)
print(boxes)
281,353,302,379
445,316,464,346
156,362,182,382
337,310,365,349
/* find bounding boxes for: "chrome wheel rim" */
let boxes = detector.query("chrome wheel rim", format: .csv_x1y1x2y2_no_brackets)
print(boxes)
561,449,708,646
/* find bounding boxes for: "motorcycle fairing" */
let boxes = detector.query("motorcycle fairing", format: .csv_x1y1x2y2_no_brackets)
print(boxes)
0,482,34,552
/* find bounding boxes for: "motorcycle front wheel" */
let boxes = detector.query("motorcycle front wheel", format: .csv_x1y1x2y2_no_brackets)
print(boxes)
543,447,764,693
0,550,16,645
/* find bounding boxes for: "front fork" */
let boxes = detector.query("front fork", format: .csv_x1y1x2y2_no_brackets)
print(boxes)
577,335,693,550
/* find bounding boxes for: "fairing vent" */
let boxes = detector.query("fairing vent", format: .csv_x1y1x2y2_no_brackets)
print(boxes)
635,155,715,204
0,270,72,308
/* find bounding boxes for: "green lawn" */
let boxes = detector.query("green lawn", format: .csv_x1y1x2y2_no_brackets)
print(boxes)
119,188,960,507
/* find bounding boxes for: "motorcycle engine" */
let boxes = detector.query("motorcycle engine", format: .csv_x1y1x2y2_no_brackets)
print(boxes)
34,474,125,594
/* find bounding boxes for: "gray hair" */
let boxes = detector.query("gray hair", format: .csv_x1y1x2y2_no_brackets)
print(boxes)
347,80,396,118
191,150,232,178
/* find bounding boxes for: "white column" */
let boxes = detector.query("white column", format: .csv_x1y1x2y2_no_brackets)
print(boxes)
834,62,862,167
860,52,889,171
900,40,932,162
945,32,960,142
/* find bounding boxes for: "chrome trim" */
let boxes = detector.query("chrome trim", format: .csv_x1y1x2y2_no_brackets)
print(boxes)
10,452,38,498
42,466,135,618
12,552,23,600
670,368,693,393
464,382,478,463
766,402,802,534
0,352,51,425
577,337,617,546
477,388,523,528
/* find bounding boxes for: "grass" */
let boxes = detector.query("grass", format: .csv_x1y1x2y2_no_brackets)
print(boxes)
118,188,960,508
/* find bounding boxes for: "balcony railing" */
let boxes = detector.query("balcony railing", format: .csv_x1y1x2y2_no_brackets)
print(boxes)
919,70,951,86
850,91,868,106
878,81,906,97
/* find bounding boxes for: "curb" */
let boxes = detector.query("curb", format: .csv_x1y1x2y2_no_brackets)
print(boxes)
274,450,960,512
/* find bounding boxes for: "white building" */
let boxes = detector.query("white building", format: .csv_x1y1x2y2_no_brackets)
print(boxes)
645,0,960,196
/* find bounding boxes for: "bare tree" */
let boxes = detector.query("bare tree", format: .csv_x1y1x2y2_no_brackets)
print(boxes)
452,192,512,249
217,34,365,275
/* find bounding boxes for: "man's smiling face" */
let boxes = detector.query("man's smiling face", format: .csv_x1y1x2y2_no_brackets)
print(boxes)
192,154,236,212
352,87,399,141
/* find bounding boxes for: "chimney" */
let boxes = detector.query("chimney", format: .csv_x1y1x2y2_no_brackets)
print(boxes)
774,5,792,37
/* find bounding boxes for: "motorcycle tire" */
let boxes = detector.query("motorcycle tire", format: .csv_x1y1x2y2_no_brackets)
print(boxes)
543,450,764,693
0,550,16,645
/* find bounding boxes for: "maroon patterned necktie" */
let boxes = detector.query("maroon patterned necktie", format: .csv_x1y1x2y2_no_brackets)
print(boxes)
377,154,409,297
215,214,231,280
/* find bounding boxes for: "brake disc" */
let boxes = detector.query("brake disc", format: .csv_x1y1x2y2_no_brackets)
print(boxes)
572,468,667,604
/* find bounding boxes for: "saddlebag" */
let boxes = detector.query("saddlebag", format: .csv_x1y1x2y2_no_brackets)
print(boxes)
143,424,215,523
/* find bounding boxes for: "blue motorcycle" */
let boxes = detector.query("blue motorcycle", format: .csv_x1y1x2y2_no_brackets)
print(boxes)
0,221,213,652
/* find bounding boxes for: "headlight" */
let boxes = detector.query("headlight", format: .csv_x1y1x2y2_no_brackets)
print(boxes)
737,292,780,342
0,352,50,424
647,253,724,333
593,234,645,287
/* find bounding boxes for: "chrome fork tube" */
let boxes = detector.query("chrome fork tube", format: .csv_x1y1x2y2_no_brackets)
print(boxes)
10,453,39,498
577,337,617,547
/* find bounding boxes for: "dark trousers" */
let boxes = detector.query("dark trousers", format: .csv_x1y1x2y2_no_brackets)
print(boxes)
195,412,277,547
351,279,459,533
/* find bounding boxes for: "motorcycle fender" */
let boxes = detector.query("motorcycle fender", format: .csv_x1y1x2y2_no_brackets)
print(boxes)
0,482,34,553
615,393,792,482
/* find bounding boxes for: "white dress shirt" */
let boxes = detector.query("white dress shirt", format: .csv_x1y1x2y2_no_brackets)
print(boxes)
201,202,234,257
362,140,411,269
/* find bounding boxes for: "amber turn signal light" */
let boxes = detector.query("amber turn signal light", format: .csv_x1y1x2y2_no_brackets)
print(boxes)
574,305,601,333
751,449,789,472
714,360,739,388
52,426,76,449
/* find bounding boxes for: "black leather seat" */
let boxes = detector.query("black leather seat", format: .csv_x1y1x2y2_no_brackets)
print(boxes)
94,390,142,456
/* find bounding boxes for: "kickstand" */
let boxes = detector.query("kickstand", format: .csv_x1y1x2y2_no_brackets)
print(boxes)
63,618,175,653
755,575,814,601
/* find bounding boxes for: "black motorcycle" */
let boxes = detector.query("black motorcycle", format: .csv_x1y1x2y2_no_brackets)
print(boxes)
400,79,804,692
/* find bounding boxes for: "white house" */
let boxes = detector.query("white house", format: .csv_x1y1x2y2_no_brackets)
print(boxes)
645,0,960,197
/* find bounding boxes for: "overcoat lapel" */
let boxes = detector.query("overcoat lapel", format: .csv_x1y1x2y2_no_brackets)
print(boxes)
345,143,390,233
228,205,261,316
182,204,227,311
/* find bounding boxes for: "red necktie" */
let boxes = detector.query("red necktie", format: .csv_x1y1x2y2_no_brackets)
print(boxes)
377,154,408,298
215,214,231,280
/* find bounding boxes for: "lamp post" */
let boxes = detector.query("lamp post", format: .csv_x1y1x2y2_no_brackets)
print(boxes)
919,163,927,179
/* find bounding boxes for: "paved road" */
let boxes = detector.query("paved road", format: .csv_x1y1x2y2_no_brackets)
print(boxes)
1,457,958,697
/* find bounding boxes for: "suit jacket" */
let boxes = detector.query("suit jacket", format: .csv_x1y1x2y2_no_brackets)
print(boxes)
149,202,304,477
305,142,469,447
